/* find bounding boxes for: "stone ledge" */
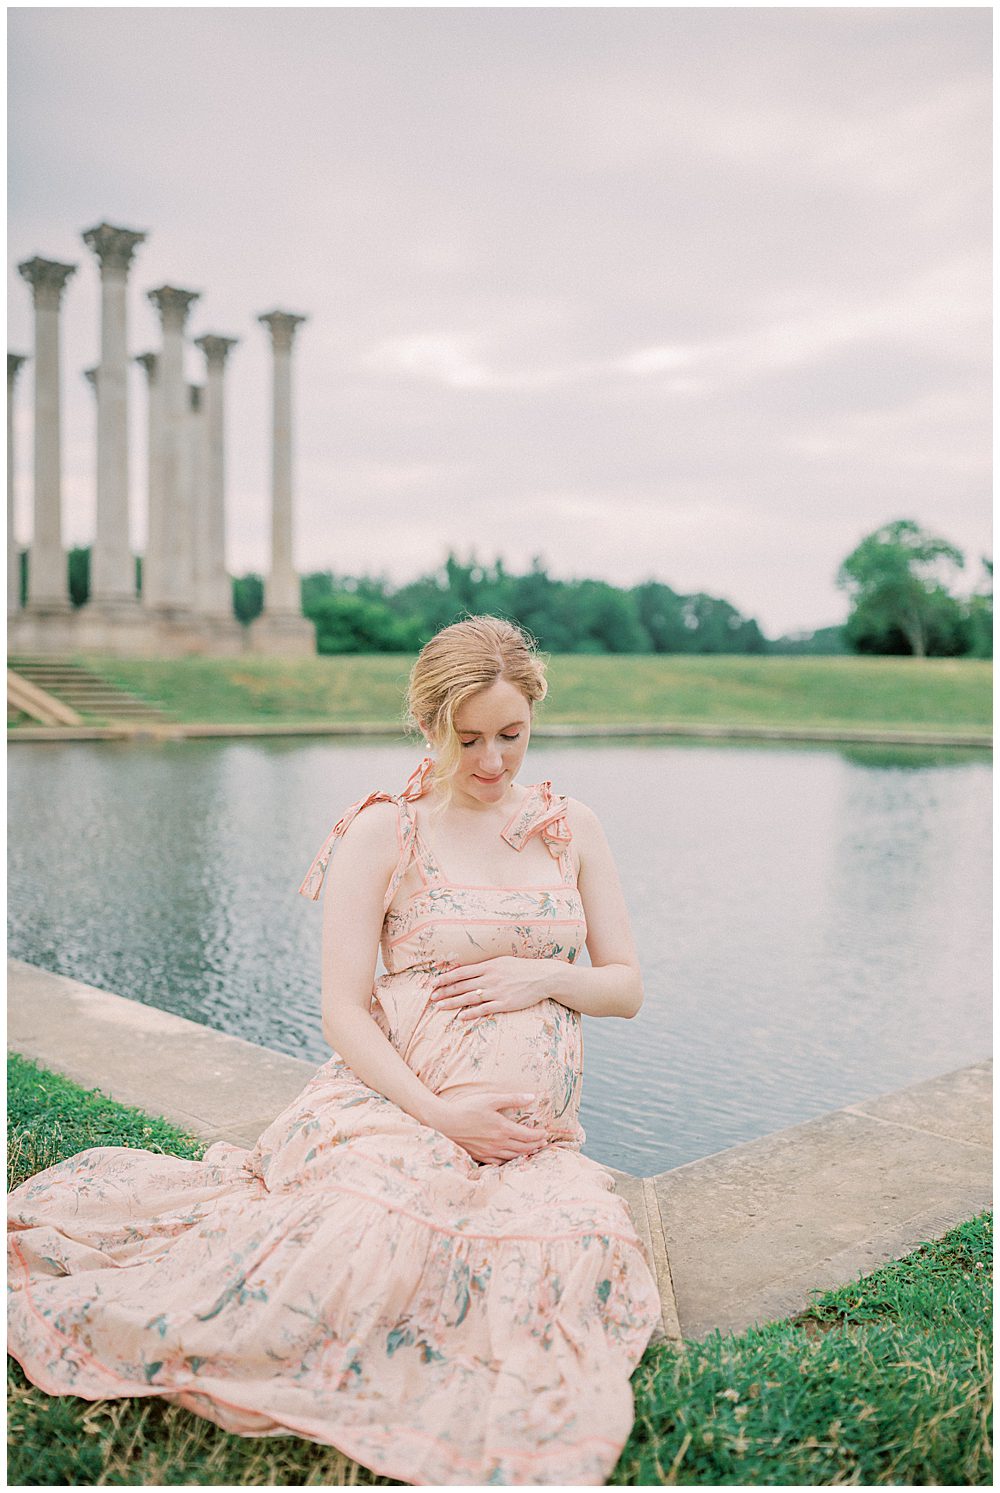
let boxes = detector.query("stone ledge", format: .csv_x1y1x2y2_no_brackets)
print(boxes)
6,958,990,1346
652,1061,991,1340
7,721,992,746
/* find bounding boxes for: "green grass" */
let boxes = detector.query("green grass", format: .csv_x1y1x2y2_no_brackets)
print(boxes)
45,653,995,734
7,1053,992,1485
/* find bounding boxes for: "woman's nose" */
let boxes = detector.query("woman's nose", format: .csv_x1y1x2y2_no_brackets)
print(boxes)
480,744,503,771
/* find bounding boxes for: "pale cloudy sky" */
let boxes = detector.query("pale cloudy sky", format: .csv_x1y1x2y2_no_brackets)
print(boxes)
7,6,992,636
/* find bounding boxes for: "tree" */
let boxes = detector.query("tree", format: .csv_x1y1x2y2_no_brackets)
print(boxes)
964,557,993,660
630,580,689,653
561,579,650,653
232,573,264,624
67,547,90,607
676,592,764,654
310,593,423,654
836,519,966,657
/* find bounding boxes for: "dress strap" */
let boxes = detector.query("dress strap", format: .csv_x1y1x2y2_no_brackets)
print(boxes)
501,781,576,885
298,756,435,912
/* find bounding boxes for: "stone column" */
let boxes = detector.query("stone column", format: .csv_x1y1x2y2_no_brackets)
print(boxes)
193,335,238,617
146,286,200,612
8,354,27,615
185,384,208,609
82,223,146,610
133,353,165,610
82,371,99,584
258,311,307,617
17,256,76,611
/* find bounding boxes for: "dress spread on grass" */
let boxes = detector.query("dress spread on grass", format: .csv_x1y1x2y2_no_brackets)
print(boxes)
7,757,662,1486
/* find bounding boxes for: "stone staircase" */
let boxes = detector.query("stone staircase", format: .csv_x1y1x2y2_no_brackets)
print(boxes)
8,657,172,724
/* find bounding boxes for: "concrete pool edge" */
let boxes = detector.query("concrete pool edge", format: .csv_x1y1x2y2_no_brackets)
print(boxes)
7,958,991,1348
7,720,993,747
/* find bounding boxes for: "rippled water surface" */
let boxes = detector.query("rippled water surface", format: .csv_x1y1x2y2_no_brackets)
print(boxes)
8,738,991,1174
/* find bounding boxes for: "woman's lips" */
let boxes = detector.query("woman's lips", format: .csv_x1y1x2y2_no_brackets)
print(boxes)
474,772,505,783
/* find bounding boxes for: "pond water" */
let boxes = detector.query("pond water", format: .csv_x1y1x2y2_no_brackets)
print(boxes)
8,737,991,1175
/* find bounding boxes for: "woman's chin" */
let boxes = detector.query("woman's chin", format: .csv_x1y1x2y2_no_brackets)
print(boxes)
466,774,509,796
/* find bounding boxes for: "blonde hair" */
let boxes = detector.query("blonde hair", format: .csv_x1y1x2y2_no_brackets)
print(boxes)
406,615,548,811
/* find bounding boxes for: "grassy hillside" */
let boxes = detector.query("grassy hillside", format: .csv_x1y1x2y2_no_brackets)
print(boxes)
74,653,993,733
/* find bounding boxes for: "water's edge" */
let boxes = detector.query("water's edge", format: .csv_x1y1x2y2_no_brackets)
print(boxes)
8,958,990,1344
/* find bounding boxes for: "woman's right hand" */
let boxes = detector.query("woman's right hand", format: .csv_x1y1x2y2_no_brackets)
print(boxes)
430,1090,547,1165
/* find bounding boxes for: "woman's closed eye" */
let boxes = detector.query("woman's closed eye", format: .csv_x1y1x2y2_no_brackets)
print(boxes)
460,734,520,747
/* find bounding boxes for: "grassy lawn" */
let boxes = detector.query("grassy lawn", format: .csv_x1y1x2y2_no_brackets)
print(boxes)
46,652,995,734
8,1053,992,1486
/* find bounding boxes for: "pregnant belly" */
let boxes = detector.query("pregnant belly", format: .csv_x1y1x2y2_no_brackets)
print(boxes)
403,996,584,1144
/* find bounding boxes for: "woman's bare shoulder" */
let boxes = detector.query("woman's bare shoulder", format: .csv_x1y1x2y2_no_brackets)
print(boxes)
562,795,605,843
333,797,400,860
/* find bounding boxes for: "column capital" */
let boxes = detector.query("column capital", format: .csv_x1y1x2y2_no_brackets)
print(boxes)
82,222,147,275
258,311,307,353
194,334,239,368
18,257,77,309
8,353,27,384
83,367,99,392
147,285,201,332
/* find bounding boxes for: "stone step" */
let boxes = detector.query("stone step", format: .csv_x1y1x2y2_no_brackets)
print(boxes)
8,657,170,720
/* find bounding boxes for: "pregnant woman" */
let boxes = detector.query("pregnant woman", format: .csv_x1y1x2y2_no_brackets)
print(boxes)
8,615,662,1486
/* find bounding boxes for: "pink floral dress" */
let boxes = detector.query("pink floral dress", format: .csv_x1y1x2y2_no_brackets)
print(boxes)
8,758,662,1486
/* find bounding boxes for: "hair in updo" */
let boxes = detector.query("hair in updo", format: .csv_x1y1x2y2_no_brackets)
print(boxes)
406,615,548,810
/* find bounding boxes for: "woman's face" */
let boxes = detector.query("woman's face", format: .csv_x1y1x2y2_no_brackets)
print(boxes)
446,678,532,806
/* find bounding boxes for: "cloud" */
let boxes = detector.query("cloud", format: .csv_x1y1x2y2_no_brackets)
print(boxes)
6,6,991,636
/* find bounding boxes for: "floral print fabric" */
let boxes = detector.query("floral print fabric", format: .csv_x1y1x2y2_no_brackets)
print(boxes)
8,759,662,1486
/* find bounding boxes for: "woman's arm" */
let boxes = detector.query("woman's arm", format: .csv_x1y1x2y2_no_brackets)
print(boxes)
318,802,445,1127
539,797,643,1019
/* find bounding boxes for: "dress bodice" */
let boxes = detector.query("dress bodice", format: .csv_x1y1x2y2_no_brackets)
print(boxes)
299,756,588,976
299,757,589,1145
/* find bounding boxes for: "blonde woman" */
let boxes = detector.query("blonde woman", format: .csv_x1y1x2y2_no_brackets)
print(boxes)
9,616,662,1486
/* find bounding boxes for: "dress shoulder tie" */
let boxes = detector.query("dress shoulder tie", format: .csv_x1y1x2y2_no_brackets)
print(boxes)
501,781,575,882
297,756,435,909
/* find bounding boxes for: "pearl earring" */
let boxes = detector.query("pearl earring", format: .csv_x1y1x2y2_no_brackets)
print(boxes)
424,741,432,750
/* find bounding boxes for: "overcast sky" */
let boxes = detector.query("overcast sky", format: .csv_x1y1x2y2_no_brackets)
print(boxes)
8,6,992,636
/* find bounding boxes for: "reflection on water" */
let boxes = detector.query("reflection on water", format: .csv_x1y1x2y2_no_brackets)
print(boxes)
8,737,991,1175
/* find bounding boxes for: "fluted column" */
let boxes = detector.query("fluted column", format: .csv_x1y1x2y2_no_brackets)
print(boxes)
82,223,146,609
134,353,165,609
146,286,199,612
82,370,99,585
258,311,306,616
8,354,27,614
185,384,208,611
193,335,238,617
17,256,76,610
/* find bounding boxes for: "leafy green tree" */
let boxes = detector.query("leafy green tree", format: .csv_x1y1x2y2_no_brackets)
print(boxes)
837,519,966,657
560,579,650,652
232,573,264,624
311,593,423,654
630,580,689,653
68,547,90,608
963,557,992,660
676,592,765,653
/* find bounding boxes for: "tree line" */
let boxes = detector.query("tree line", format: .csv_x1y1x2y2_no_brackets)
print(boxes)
22,517,991,658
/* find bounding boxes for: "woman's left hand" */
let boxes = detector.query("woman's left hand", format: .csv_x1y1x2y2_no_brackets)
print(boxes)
429,957,553,1020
